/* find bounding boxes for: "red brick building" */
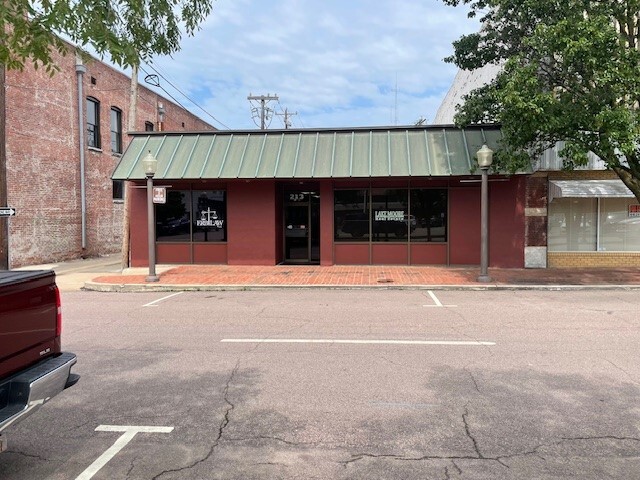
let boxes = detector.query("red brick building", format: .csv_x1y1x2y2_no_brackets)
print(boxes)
0,48,214,268
113,126,529,269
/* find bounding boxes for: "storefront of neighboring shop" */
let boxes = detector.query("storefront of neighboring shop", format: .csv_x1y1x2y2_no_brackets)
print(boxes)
546,172,640,267
112,126,529,268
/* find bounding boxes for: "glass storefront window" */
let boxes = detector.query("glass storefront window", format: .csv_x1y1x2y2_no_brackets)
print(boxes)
371,188,409,242
548,198,597,251
410,189,448,242
599,198,640,251
192,190,227,242
155,189,227,243
334,188,448,243
156,190,192,242
335,190,369,241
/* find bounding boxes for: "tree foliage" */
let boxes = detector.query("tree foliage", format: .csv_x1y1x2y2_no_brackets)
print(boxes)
0,0,214,73
442,0,640,201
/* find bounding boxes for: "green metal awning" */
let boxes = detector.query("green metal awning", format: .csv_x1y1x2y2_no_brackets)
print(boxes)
112,125,517,181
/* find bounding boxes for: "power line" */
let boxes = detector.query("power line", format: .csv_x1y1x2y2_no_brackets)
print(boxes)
93,6,230,130
141,61,231,129
140,65,189,111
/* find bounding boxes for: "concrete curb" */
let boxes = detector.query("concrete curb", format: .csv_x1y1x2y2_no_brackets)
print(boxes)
83,281,640,293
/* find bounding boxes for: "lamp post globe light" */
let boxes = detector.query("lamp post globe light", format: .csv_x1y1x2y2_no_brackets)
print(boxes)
143,151,160,283
477,144,493,283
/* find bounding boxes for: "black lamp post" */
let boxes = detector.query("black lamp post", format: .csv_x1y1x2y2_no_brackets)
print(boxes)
476,144,493,283
142,151,160,282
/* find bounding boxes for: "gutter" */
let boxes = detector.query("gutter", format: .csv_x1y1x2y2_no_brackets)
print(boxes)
76,61,87,250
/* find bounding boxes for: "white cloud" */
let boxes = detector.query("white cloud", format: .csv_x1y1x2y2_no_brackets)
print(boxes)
145,0,479,129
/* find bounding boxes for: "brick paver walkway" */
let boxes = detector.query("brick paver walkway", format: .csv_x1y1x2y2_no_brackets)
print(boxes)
91,265,640,287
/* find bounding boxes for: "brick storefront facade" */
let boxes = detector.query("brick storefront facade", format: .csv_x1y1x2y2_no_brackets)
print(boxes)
1,47,214,268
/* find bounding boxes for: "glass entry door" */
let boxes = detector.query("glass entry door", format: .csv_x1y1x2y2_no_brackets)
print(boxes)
284,191,320,263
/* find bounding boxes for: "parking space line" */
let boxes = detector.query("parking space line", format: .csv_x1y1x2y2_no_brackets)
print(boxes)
75,425,174,480
423,290,456,308
143,292,184,307
221,339,494,346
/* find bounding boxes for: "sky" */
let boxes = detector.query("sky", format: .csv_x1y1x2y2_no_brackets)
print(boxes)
135,0,479,131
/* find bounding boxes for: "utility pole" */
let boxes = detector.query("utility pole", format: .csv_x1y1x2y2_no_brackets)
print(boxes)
247,93,279,129
276,107,297,129
121,63,140,270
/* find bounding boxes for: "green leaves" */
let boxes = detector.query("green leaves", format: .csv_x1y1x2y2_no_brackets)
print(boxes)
1,0,215,71
444,0,640,200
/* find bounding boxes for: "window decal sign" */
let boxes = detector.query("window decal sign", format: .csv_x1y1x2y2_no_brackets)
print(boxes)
375,210,405,221
197,208,224,228
629,204,640,217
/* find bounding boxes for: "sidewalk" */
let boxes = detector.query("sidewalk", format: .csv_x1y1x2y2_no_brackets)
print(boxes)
85,262,640,292
14,254,640,291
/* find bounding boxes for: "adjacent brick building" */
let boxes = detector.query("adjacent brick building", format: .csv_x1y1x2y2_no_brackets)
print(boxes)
0,46,214,268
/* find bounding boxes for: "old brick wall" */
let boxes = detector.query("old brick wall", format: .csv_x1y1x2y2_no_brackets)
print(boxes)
525,176,548,247
5,48,214,268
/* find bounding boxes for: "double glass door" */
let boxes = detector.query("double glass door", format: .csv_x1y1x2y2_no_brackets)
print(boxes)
284,191,320,263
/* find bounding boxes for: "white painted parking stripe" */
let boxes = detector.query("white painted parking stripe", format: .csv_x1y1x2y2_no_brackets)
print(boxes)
143,292,184,307
423,290,456,307
76,425,173,480
428,290,443,306
221,339,495,346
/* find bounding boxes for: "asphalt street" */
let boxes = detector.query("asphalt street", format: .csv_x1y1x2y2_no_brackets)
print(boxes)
0,289,638,479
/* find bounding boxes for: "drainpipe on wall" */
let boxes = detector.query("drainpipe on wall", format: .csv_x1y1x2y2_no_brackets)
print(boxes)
0,64,8,269
76,60,87,250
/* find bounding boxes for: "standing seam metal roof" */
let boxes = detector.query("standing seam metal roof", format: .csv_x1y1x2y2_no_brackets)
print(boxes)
112,125,514,180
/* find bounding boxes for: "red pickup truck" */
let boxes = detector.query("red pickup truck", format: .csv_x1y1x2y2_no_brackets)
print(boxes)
0,270,78,452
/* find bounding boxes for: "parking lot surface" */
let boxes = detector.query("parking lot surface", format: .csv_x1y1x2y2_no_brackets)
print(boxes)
0,289,638,479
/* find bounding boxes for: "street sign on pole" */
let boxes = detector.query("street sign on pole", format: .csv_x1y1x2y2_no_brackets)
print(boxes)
152,187,166,204
0,207,16,217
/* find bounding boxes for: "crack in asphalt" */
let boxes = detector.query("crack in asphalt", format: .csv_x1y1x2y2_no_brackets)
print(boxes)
341,406,512,470
339,452,507,467
5,450,49,462
227,435,309,446
125,456,138,478
443,465,452,479
254,461,289,467
602,358,639,385
151,361,239,480
465,369,481,394
495,435,640,465
462,407,483,459
561,435,640,443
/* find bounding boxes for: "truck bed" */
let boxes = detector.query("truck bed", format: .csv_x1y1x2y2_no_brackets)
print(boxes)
0,269,78,451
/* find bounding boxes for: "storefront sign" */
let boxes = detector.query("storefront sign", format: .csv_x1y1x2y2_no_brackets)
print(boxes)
375,210,405,222
196,208,224,228
629,204,640,217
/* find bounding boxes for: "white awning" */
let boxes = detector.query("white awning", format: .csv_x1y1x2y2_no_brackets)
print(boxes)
549,180,634,201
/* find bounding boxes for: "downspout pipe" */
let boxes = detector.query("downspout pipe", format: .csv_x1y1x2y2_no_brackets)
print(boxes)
76,62,87,250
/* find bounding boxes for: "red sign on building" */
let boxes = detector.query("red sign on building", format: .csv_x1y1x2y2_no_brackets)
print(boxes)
629,204,640,217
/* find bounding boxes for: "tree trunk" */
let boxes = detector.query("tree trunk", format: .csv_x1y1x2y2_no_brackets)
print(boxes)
121,63,139,270
612,165,640,204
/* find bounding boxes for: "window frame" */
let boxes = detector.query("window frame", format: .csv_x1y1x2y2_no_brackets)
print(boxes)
110,107,123,154
86,97,101,149
112,180,124,201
